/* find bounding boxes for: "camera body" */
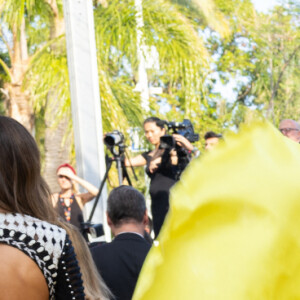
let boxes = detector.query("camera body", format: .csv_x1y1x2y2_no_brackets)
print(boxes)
81,222,104,239
104,130,126,157
160,119,199,149
159,119,199,179
104,130,124,147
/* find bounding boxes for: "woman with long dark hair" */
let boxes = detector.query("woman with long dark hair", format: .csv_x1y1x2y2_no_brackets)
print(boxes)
0,116,85,299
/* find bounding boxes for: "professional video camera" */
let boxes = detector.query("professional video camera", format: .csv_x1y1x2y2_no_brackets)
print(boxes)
104,130,124,147
104,130,126,157
160,119,199,149
159,119,199,180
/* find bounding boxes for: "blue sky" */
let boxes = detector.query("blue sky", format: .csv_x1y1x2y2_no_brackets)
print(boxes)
252,0,279,12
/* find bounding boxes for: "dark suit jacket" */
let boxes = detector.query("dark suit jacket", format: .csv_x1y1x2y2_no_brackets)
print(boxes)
91,232,151,300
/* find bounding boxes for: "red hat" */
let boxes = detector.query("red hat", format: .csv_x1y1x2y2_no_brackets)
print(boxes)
57,163,76,175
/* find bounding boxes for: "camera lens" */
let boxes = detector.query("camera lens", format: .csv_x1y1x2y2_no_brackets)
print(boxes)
104,131,124,146
104,135,115,146
160,135,176,149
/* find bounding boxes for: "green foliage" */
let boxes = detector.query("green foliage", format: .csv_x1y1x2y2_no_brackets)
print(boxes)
0,0,52,33
25,46,70,118
93,0,211,131
206,0,300,131
249,5,300,124
1,0,299,188
0,52,10,81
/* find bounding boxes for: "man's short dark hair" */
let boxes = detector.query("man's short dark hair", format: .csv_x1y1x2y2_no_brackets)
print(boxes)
107,185,146,226
204,131,222,140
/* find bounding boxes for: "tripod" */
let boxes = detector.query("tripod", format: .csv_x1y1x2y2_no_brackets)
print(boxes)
86,143,136,225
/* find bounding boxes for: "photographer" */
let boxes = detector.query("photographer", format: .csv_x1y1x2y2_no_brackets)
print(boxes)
124,117,195,238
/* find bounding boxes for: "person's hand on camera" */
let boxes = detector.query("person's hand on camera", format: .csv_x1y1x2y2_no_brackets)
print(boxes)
169,149,178,165
149,157,161,173
172,134,194,151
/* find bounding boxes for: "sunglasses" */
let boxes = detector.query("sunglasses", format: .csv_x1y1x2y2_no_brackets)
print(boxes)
57,175,70,180
279,128,299,134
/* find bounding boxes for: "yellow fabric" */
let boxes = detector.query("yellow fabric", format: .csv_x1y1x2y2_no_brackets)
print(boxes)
133,121,300,300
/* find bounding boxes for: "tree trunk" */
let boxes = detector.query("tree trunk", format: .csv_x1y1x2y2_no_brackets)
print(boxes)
42,14,72,193
6,18,33,132
5,82,33,131
43,95,73,192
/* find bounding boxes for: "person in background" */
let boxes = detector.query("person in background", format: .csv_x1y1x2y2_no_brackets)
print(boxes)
52,163,99,230
204,131,223,151
0,116,85,300
125,117,195,237
91,185,151,300
279,119,300,143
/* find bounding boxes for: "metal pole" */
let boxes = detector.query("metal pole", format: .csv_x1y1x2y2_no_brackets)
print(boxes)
116,158,123,185
62,0,110,241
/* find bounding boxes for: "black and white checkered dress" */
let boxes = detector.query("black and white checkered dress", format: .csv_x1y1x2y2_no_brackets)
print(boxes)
0,212,85,299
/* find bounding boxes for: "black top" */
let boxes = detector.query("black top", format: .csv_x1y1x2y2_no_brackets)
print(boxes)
56,194,84,229
142,151,178,237
91,232,151,300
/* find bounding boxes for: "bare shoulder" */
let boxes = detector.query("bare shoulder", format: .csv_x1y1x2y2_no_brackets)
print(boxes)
0,244,48,300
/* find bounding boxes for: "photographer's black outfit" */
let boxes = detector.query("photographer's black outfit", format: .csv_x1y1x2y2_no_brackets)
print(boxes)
142,150,179,237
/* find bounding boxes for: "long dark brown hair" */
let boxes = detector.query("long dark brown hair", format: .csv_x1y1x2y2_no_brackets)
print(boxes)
0,117,114,299
61,222,113,300
0,116,57,223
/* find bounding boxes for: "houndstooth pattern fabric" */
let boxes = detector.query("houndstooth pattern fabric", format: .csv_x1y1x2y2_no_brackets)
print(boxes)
0,212,67,298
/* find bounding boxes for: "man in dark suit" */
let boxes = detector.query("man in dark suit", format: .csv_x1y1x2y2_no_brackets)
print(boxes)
91,185,151,300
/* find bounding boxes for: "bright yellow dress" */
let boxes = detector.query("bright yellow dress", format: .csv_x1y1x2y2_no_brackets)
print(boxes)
133,121,300,300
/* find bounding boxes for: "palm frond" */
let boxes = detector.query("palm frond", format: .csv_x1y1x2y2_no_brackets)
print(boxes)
169,0,230,37
0,57,12,81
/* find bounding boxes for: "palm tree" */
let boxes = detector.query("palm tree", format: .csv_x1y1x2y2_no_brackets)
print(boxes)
93,0,228,123
0,0,230,189
0,0,72,191
0,0,37,130
35,0,70,192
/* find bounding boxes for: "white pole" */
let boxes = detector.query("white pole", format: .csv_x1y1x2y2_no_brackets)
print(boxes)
62,0,110,241
134,0,150,113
